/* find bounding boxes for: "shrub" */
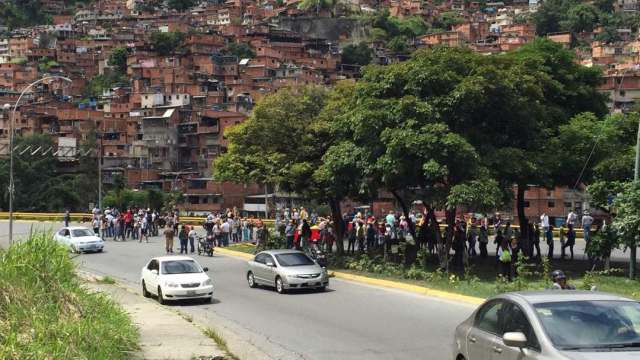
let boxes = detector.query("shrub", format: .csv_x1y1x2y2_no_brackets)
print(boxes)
0,233,138,359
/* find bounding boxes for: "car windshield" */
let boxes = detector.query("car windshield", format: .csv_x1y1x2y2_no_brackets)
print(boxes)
161,260,202,274
71,229,94,237
534,300,640,350
275,253,315,267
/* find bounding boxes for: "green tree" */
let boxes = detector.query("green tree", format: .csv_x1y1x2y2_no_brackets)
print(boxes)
341,42,373,66
150,32,185,56
561,3,600,33
168,0,197,11
387,36,408,53
222,43,256,59
533,0,578,35
613,181,640,278
213,86,356,252
435,11,465,30
108,47,128,74
0,134,84,211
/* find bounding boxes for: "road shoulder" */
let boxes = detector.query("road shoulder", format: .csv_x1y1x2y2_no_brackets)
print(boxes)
82,274,229,360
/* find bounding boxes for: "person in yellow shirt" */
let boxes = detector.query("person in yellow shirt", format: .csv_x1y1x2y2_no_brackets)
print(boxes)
299,207,309,221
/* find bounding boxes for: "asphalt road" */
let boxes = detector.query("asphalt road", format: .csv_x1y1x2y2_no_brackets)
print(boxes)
0,221,476,360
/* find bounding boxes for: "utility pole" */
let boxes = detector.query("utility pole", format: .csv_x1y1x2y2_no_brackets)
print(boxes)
3,103,14,246
632,119,640,279
98,134,103,212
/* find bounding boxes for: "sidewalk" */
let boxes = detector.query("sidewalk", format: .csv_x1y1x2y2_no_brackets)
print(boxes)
85,280,228,360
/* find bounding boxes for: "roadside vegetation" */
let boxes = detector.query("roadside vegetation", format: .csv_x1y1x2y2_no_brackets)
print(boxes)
0,233,138,359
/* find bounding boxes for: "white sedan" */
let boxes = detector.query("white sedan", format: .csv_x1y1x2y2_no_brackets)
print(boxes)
53,226,104,253
140,256,214,305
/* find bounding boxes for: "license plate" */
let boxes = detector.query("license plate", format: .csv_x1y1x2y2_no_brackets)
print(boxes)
187,290,196,296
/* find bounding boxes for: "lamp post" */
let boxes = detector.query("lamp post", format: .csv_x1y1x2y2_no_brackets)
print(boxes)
5,76,72,245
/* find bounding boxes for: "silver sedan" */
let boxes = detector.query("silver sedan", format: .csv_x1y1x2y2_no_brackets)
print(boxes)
453,291,640,359
246,250,329,294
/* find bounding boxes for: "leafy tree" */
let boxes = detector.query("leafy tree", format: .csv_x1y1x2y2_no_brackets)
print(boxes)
533,0,578,35
561,3,600,33
0,135,81,211
108,47,129,74
150,32,185,56
387,36,408,53
435,11,465,30
341,43,373,66
594,26,622,43
168,0,197,11
613,181,640,278
84,71,129,98
222,43,256,59
594,0,614,13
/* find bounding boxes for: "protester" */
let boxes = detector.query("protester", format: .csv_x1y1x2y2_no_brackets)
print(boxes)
178,225,189,254
562,224,576,260
582,211,594,244
188,226,197,253
498,238,512,281
550,270,576,290
163,226,175,254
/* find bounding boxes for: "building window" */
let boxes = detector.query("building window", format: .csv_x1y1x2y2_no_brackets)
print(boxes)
620,90,626,97
564,202,572,209
524,201,530,208
548,201,555,208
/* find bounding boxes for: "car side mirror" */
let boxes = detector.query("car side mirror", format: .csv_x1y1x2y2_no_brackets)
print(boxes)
503,332,527,348
203,267,209,272
266,261,275,267
151,269,158,275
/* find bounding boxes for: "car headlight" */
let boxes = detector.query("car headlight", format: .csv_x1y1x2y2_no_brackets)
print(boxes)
202,279,213,286
165,281,179,288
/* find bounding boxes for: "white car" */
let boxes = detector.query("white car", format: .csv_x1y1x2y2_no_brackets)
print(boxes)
53,226,104,253
140,256,214,304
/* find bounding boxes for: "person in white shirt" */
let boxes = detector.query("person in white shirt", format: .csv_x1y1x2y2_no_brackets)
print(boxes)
540,213,549,232
221,220,230,247
581,211,594,243
188,227,198,253
566,210,577,227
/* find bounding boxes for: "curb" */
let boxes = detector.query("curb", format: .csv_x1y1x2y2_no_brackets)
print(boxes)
216,247,485,306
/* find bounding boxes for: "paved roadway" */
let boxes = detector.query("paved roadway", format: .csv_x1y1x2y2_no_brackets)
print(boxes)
0,221,475,360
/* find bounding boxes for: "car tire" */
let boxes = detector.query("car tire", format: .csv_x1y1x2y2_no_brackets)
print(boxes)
96,249,103,253
206,296,213,304
275,276,286,294
318,286,326,292
142,281,150,298
247,272,257,288
157,287,166,305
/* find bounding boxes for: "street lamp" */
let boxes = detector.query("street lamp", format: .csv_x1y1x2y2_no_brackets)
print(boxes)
5,76,72,245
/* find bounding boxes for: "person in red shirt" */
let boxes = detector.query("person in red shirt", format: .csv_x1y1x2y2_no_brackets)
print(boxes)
124,210,133,239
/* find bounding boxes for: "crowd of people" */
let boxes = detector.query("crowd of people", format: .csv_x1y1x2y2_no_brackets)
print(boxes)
69,204,597,282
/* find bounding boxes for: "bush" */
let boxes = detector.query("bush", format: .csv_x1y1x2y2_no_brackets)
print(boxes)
0,233,138,359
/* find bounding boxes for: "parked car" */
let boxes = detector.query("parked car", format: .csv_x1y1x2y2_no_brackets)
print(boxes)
453,291,640,360
246,250,329,294
140,256,213,304
53,226,104,253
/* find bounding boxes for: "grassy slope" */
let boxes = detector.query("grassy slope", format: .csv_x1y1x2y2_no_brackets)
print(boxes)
0,234,138,359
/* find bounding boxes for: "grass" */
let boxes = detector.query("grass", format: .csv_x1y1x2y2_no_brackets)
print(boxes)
0,233,139,359
333,252,640,300
203,327,240,360
97,275,116,284
226,243,256,254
